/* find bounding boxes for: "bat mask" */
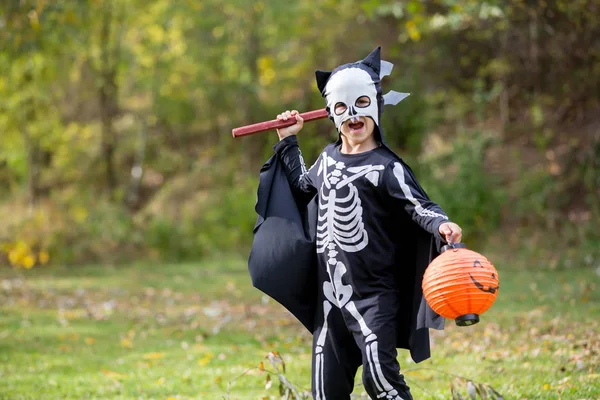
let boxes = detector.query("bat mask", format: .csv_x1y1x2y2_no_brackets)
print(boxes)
315,46,409,143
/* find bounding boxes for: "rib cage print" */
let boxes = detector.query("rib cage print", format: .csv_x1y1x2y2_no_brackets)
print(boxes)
315,154,384,254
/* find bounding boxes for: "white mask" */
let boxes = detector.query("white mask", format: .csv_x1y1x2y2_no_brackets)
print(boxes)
315,46,410,140
323,68,380,130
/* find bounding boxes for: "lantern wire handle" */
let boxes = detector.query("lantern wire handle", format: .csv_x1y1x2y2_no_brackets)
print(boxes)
440,235,466,254
448,239,459,252
444,238,465,253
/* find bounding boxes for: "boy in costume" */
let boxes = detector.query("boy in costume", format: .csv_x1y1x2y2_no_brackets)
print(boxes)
248,47,462,399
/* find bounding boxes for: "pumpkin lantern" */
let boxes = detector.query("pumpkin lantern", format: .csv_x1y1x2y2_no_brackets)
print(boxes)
422,243,499,326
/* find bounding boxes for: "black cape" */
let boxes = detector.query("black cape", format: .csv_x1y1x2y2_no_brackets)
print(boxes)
248,149,445,364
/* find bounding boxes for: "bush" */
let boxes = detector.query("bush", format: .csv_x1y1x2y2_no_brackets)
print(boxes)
418,129,508,249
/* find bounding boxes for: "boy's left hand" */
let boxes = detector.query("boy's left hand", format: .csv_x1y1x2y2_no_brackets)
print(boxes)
439,222,462,244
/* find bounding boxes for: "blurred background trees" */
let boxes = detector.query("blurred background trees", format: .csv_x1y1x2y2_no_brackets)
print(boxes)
1,0,598,269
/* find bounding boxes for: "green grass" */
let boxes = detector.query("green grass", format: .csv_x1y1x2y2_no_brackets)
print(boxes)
1,257,599,399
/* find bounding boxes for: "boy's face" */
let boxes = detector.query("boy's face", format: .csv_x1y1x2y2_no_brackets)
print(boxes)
338,114,376,145
324,68,380,132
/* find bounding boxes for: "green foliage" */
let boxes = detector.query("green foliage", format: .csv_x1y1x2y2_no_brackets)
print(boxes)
142,176,258,262
1,0,598,266
419,130,507,248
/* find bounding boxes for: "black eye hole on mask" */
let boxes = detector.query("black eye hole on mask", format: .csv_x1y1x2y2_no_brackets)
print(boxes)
355,95,371,108
334,102,347,115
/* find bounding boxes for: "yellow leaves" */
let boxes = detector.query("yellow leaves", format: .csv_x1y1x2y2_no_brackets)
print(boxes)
168,73,183,86
7,242,30,266
120,337,133,348
405,20,421,41
85,337,96,345
21,255,36,269
120,329,136,348
60,333,80,342
3,241,49,269
102,369,128,380
198,352,214,366
258,56,276,86
2,207,53,269
143,352,165,360
39,251,50,265
156,377,166,385
168,40,186,59
72,206,88,223
147,24,166,44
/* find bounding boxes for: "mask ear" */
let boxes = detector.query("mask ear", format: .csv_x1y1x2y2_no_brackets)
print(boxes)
361,46,381,76
315,70,332,95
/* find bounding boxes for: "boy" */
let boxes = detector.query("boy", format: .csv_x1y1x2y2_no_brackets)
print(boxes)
248,47,462,400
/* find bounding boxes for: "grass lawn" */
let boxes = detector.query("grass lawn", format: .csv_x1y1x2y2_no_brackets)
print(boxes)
1,256,599,399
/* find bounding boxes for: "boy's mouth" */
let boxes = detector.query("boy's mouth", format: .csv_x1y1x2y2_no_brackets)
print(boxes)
348,120,364,131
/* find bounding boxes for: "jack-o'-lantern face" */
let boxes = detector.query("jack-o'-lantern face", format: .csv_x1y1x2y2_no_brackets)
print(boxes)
469,259,499,294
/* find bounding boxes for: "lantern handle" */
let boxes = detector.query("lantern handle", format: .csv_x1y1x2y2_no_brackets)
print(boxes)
440,241,467,253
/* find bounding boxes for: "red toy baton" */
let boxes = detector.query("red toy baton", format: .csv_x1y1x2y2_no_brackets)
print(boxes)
232,108,329,138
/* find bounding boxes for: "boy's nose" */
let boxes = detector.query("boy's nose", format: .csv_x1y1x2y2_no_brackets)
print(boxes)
348,106,357,116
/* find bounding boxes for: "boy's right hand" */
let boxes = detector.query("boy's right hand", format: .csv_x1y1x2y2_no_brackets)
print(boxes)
276,110,304,140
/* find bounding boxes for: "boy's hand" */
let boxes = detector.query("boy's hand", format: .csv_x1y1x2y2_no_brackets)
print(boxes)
439,222,462,244
276,110,304,140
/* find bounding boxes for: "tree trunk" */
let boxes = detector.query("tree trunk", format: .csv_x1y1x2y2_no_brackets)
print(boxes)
243,7,265,169
22,127,38,211
99,0,118,199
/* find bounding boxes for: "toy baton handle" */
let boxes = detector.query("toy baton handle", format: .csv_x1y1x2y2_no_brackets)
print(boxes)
231,108,329,138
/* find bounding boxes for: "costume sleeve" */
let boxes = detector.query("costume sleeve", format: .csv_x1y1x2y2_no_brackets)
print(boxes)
385,161,450,241
273,135,318,201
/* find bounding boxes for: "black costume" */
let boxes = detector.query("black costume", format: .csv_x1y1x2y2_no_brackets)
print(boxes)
248,47,450,400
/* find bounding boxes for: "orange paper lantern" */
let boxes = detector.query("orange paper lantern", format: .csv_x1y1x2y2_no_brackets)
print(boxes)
422,243,499,326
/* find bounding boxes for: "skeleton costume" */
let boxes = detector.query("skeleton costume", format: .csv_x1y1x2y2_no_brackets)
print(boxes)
248,47,449,399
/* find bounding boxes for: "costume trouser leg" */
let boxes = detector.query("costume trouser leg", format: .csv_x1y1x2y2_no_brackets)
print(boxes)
347,293,413,400
311,293,413,400
311,301,362,399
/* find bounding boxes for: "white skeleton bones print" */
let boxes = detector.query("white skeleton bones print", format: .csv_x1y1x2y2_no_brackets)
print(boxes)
310,152,405,400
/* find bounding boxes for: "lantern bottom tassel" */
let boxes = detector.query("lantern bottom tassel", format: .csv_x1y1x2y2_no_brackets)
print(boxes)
455,314,479,327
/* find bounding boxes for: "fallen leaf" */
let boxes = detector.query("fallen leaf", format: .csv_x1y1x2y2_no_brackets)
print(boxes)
143,352,165,360
101,369,128,379
580,373,600,381
198,353,213,366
